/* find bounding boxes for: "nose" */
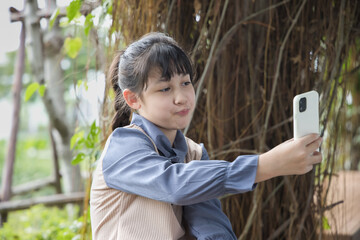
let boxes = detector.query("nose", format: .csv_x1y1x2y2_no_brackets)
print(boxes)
174,89,187,105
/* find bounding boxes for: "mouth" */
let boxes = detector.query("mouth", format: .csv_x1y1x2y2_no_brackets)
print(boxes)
176,109,190,116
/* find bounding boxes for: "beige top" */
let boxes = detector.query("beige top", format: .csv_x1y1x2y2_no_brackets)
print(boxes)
90,124,202,240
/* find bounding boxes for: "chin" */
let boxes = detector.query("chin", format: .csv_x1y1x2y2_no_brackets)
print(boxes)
177,122,190,130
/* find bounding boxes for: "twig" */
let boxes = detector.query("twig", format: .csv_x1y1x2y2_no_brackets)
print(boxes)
267,218,291,240
294,170,315,240
238,187,260,240
210,117,292,156
184,0,290,135
283,176,298,211
320,0,355,137
262,180,285,208
211,148,258,158
164,0,175,33
261,0,307,149
184,0,229,135
190,0,215,62
323,200,344,212
214,0,290,62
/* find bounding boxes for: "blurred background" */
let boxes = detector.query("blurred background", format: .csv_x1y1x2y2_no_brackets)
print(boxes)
0,0,359,239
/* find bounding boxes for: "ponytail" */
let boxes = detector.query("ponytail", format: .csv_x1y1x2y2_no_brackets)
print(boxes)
109,51,131,130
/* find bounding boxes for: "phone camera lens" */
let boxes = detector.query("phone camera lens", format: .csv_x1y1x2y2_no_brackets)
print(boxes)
299,97,307,112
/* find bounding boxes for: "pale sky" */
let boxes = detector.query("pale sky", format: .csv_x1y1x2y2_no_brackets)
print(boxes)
0,0,72,63
0,1,23,139
0,1,23,63
0,0,103,140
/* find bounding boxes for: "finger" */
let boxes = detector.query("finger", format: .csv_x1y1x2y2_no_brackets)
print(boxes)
310,151,322,164
299,133,321,145
306,137,322,152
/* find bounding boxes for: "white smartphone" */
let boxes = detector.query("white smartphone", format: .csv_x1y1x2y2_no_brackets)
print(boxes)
293,90,320,140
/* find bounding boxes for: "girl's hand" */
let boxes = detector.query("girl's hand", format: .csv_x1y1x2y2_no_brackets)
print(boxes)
255,134,322,183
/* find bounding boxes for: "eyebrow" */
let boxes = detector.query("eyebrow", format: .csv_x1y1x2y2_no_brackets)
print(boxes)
153,73,189,85
155,77,171,84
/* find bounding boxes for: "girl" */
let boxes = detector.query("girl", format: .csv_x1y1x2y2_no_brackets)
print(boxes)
90,32,322,240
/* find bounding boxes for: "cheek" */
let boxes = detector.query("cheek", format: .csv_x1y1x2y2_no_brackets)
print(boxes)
153,96,172,111
188,88,196,105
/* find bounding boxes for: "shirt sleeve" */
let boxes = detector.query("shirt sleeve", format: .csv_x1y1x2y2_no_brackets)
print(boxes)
183,199,236,240
102,127,258,205
183,146,237,240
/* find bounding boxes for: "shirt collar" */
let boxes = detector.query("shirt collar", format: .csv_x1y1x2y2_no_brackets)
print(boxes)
130,113,188,163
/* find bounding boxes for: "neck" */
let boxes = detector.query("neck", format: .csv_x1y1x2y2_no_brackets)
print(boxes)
159,128,177,146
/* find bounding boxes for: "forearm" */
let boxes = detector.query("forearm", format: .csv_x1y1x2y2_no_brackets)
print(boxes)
255,152,277,183
254,134,322,183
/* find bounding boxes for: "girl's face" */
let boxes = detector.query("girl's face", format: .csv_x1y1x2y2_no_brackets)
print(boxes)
137,68,195,142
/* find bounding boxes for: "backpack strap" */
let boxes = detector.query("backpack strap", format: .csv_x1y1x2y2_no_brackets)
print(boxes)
124,124,159,154
184,137,203,162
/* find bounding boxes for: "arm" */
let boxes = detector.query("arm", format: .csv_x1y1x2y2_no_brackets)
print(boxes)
103,128,321,205
102,128,258,205
255,133,322,183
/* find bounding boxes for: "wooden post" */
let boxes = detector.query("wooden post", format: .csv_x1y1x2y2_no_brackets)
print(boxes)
0,23,26,226
0,192,85,213
49,124,62,194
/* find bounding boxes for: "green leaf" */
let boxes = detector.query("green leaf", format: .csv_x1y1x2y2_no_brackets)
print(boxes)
70,130,84,149
67,0,82,22
38,85,46,97
107,5,113,15
84,81,88,91
322,216,331,230
85,137,94,148
76,80,88,91
76,80,83,90
103,0,112,15
25,82,39,102
84,14,94,36
75,138,86,150
90,121,100,137
72,153,85,165
49,8,60,29
64,37,82,59
84,121,100,149
109,88,115,101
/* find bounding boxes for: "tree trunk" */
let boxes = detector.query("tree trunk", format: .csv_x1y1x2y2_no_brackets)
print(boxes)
350,79,360,170
24,0,82,194
0,23,25,226
43,0,83,193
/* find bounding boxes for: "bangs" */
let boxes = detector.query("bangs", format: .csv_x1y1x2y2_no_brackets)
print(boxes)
145,43,194,82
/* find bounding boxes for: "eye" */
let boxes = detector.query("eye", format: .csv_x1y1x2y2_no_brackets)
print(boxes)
160,87,171,92
182,81,192,86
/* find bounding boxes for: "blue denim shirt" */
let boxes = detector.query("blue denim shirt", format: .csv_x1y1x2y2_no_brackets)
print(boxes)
102,113,258,239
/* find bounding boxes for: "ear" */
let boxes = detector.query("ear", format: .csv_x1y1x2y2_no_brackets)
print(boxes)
123,89,141,110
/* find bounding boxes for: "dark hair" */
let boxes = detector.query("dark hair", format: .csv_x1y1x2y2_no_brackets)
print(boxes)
110,32,194,130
